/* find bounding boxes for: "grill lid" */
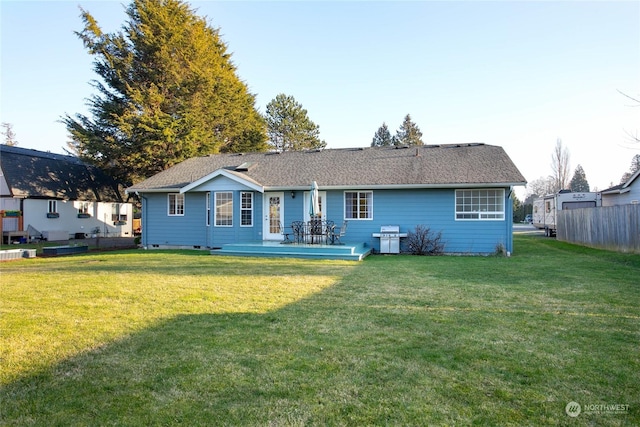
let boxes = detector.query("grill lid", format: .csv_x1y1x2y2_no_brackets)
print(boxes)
380,225,400,233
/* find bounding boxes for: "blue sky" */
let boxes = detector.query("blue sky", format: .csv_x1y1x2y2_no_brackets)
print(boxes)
1,0,639,196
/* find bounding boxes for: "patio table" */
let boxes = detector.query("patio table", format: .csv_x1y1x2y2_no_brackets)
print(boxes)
291,220,335,244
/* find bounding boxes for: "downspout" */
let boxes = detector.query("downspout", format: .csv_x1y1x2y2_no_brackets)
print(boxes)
507,187,514,255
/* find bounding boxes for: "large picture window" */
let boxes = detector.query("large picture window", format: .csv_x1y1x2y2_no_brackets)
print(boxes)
240,192,253,227
455,189,505,220
168,193,185,216
345,191,373,220
215,192,233,226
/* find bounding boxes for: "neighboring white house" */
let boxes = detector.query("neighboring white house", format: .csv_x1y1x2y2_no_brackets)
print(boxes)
601,169,640,206
0,145,132,242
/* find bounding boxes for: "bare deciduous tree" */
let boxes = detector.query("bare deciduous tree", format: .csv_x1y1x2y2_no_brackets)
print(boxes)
550,138,570,192
1,122,18,146
525,176,554,201
618,90,639,144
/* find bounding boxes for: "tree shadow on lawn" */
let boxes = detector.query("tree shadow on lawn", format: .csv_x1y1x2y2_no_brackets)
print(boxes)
3,252,639,425
4,291,638,426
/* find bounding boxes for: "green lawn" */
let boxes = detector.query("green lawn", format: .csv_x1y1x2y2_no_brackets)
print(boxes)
1,235,638,426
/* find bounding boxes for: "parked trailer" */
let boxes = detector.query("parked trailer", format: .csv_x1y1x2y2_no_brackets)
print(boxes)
533,191,602,237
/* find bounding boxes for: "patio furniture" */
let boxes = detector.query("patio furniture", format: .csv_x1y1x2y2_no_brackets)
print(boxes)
330,221,348,245
308,218,324,244
291,221,306,243
323,220,335,244
278,221,293,243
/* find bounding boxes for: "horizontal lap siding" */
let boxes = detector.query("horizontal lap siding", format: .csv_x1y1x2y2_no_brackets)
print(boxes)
211,192,263,247
143,188,511,253
325,189,510,254
193,177,265,246
143,193,207,247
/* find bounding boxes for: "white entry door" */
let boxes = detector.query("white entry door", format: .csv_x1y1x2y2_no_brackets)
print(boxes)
263,192,284,240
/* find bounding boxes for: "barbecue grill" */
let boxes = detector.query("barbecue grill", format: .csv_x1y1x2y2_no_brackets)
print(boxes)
371,225,407,254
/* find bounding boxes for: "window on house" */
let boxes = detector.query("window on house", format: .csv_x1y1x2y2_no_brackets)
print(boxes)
455,189,505,220
48,200,58,213
168,193,185,216
345,191,373,220
241,192,253,226
111,203,127,222
215,192,233,226
78,202,90,215
206,192,211,226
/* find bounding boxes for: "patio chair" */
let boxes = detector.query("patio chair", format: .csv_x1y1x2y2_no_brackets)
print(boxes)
323,220,335,245
291,221,306,243
279,221,293,243
330,221,348,245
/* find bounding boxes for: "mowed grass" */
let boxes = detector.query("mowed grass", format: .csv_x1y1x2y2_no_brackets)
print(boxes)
1,235,638,426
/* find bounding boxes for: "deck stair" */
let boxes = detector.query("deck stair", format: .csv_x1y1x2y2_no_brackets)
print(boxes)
210,241,370,261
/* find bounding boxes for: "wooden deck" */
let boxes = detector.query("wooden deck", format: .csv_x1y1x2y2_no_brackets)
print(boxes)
210,241,371,261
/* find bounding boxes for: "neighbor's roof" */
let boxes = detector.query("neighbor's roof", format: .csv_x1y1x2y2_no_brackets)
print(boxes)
127,143,527,193
0,145,123,201
601,168,640,194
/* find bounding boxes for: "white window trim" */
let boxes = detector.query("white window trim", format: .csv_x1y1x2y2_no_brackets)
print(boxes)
215,191,233,227
455,189,505,221
206,192,211,227
168,193,185,216
344,191,373,220
240,191,253,227
48,200,58,213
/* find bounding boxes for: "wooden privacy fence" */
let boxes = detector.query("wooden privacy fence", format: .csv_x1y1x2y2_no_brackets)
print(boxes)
557,204,640,253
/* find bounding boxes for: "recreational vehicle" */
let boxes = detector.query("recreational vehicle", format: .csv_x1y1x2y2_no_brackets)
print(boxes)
533,191,602,237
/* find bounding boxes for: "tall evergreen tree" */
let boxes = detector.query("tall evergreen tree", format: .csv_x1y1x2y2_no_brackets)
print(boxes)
62,0,267,185
264,94,326,151
371,122,394,147
395,114,424,146
569,164,590,192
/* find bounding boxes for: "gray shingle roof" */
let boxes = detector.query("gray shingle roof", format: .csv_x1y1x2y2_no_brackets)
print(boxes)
0,145,123,201
127,143,527,192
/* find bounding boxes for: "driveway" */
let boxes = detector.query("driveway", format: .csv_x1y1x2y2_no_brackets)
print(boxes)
513,223,542,234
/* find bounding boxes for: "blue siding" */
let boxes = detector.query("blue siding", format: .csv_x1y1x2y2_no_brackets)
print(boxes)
142,192,207,247
322,188,512,254
142,187,514,254
209,191,264,247
203,191,266,247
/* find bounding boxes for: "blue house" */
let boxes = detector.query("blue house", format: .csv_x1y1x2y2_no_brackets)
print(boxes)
127,144,526,258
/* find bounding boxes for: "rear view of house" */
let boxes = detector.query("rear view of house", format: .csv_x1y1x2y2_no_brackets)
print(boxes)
0,145,133,242
128,144,526,256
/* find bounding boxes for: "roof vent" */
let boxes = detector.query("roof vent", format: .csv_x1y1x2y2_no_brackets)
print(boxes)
235,162,255,172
